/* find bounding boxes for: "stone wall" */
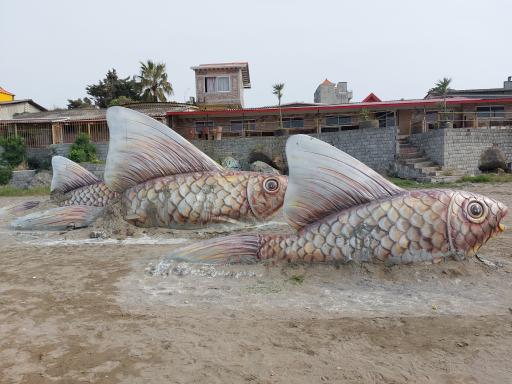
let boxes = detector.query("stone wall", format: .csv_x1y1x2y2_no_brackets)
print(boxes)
410,127,512,173
193,126,397,173
443,127,512,172
409,129,445,165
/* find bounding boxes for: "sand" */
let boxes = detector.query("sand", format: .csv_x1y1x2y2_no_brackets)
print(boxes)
0,183,511,383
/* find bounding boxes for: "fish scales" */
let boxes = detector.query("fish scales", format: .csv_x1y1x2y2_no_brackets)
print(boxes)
62,182,117,207
258,190,455,264
123,171,257,228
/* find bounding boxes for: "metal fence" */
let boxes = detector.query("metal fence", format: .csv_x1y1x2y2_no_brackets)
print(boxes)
0,120,109,147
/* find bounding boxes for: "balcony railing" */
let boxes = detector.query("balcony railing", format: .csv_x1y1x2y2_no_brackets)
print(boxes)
411,111,512,134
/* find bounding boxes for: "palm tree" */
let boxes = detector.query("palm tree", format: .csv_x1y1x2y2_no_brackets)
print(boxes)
429,77,452,127
137,60,174,102
272,83,285,129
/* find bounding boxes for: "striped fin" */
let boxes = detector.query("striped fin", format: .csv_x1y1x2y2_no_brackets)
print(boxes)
10,205,104,231
0,201,40,218
158,234,262,268
51,156,100,193
284,135,404,229
105,106,222,193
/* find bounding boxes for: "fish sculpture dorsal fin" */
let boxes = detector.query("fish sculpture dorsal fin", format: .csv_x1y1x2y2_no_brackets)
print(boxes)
104,107,222,192
51,156,100,193
284,135,404,229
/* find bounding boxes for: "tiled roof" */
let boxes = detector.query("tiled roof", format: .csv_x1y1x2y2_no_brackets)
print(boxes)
0,87,14,96
0,99,46,111
7,102,194,122
321,79,334,86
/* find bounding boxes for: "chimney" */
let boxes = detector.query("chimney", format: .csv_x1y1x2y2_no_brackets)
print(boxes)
504,76,512,90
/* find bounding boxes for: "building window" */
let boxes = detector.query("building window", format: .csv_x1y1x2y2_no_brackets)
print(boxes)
325,115,352,126
282,117,304,129
476,105,505,118
205,76,231,93
230,120,256,132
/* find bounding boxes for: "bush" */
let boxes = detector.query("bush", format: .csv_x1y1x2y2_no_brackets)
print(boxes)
27,156,51,171
0,136,26,167
69,133,97,163
0,162,12,185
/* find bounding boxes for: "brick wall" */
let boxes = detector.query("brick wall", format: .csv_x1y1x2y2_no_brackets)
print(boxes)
192,126,397,173
410,127,512,173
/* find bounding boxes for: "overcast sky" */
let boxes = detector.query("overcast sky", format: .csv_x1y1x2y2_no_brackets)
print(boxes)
1,0,511,109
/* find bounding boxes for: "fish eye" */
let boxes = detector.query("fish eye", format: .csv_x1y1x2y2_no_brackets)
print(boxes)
467,201,486,222
263,178,279,193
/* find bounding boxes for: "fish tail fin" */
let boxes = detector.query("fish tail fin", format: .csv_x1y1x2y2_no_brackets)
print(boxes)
156,234,263,272
0,201,40,218
10,205,104,231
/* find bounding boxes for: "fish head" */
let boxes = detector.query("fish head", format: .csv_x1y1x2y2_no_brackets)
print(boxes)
449,191,507,256
247,174,288,220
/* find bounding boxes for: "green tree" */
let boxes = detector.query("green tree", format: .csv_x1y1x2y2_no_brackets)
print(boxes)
272,83,285,129
86,69,140,108
0,136,26,167
67,97,93,109
137,60,173,102
69,133,97,163
429,77,452,113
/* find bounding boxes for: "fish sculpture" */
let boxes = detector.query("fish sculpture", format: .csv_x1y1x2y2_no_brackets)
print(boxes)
162,135,507,266
11,156,117,230
12,107,287,230
102,107,287,228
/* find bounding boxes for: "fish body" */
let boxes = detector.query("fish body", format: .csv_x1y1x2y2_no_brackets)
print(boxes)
256,189,507,264
58,182,118,207
123,171,286,228
105,107,287,228
164,135,507,267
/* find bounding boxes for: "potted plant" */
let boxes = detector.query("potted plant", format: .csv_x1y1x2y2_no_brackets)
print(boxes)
358,108,379,129
429,77,453,129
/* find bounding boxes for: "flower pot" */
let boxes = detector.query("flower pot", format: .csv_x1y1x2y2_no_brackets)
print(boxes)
359,119,379,129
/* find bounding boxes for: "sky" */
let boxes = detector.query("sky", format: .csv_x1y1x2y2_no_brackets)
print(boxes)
1,0,511,109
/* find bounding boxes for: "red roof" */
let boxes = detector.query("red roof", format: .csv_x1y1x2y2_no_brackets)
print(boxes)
321,79,334,86
166,96,512,117
0,87,14,96
362,93,381,102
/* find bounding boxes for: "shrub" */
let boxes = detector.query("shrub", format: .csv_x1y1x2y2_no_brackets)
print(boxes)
0,162,12,185
0,136,26,167
27,156,51,171
69,133,96,163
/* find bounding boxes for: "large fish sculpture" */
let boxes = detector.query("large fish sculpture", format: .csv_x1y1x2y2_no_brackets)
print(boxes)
162,135,508,266
102,107,287,228
12,107,287,230
11,156,118,230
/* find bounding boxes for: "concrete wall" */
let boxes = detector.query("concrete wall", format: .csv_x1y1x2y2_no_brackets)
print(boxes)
193,126,397,173
194,68,244,106
410,127,512,173
0,102,44,119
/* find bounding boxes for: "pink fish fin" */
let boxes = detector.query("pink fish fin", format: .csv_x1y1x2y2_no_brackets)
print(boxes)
158,234,262,268
284,135,405,229
105,106,222,192
0,200,40,218
51,156,100,193
10,205,104,231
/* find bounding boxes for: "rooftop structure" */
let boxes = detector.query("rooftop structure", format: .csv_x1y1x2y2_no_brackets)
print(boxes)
314,79,353,104
0,99,47,120
0,86,15,102
191,62,251,108
426,76,512,99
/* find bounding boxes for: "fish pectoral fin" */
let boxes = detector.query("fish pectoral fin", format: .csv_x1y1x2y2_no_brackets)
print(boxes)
51,156,100,193
284,135,405,229
104,107,222,193
10,205,104,231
